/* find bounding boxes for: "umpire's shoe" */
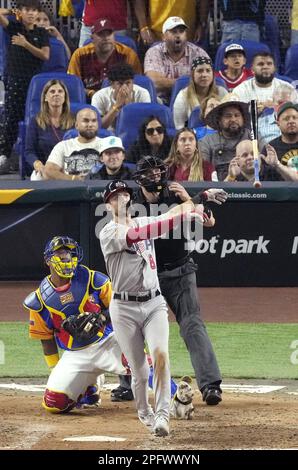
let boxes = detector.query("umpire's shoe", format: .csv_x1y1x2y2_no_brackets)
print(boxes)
202,386,222,406
111,386,134,402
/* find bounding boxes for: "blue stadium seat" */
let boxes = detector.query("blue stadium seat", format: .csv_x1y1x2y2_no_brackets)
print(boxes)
24,72,86,126
41,37,69,73
285,45,298,80
264,15,281,71
115,102,175,149
0,25,8,79
188,106,203,128
19,73,86,178
214,40,271,71
63,127,113,139
83,34,138,53
169,75,227,111
101,74,157,103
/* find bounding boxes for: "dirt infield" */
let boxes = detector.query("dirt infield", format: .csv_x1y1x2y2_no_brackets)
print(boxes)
0,385,297,450
1,282,298,322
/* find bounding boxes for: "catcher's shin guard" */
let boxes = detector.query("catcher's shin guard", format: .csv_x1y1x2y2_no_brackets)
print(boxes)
43,388,76,413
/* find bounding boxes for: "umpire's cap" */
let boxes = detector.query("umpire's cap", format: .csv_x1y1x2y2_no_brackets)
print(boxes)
103,180,133,203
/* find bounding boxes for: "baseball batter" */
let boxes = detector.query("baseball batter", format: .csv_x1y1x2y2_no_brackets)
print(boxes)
99,180,204,437
23,236,130,413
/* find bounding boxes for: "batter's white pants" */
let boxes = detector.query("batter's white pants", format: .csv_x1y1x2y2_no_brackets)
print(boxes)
110,295,171,421
46,332,128,401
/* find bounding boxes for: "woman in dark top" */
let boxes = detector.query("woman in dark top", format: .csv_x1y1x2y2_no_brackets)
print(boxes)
126,115,172,163
25,79,74,176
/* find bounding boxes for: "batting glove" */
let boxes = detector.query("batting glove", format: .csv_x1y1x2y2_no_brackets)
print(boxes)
202,189,228,205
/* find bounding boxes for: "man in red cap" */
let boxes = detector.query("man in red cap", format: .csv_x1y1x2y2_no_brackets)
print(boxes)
68,18,142,100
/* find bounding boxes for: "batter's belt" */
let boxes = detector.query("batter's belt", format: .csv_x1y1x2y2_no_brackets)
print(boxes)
113,289,161,302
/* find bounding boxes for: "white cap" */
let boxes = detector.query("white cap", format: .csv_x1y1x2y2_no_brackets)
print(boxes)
99,136,124,154
224,44,245,56
162,16,188,34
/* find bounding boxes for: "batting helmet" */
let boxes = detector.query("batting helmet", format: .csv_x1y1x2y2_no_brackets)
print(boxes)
44,236,83,279
133,156,168,192
103,180,133,203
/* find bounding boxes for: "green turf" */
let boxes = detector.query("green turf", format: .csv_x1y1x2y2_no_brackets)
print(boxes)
0,322,298,379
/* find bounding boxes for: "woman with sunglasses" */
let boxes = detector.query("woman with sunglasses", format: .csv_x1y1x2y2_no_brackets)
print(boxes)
126,115,172,163
165,127,214,181
173,56,227,130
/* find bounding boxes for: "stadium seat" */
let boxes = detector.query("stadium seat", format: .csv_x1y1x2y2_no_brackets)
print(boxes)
83,34,138,53
264,14,281,71
115,102,175,149
214,40,271,71
169,75,227,111
101,74,158,103
188,106,203,128
0,26,8,79
285,45,298,80
41,37,69,73
19,73,86,178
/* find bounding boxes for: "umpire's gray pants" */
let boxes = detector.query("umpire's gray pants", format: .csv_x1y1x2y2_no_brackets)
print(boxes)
110,295,171,420
158,259,221,391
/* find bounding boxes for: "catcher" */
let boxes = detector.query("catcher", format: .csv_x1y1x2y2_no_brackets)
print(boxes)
23,235,130,413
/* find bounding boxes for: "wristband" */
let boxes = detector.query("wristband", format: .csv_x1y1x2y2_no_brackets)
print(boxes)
44,353,59,369
226,175,236,182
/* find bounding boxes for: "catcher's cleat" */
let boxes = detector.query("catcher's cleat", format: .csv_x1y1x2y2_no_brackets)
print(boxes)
77,384,101,408
111,386,134,402
202,387,222,406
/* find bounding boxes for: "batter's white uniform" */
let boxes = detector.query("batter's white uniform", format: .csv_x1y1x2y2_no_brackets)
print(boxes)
100,216,171,422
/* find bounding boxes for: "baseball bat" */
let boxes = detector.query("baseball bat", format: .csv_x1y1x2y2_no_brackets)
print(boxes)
250,99,262,189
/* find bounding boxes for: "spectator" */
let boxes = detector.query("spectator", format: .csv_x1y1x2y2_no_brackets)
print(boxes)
263,102,298,175
144,16,210,104
217,0,267,43
44,107,101,180
134,0,210,45
126,115,172,163
89,135,134,180
200,97,251,180
258,85,298,148
225,139,298,182
233,52,298,113
165,127,214,181
215,44,254,90
25,79,74,178
0,0,50,174
91,63,150,131
173,56,227,129
79,0,130,47
68,18,142,100
192,94,221,140
35,8,71,59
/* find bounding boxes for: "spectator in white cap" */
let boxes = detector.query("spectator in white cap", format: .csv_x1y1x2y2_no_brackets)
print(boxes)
144,16,210,104
215,44,254,90
89,136,135,180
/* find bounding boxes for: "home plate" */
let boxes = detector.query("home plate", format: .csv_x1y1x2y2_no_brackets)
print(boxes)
221,384,285,394
63,436,126,442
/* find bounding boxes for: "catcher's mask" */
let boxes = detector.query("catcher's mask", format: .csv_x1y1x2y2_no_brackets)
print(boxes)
133,156,168,193
44,236,83,279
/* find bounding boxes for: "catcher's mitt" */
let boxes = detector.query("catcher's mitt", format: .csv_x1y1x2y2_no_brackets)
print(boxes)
61,312,106,342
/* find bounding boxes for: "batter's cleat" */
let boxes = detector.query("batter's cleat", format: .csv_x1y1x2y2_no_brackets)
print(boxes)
77,384,101,408
138,411,155,429
202,387,222,406
110,386,134,402
154,416,169,437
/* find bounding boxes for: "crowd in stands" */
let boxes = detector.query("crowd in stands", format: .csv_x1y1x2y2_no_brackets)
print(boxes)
0,0,297,184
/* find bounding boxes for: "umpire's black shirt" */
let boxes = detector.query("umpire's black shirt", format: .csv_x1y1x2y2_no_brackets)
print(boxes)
133,187,191,271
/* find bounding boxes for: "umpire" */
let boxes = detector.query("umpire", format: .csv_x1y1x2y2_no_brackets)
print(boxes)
131,156,226,405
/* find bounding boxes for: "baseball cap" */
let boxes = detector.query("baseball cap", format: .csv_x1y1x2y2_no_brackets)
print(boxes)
224,44,246,57
162,16,188,34
103,180,133,203
276,101,298,119
100,136,125,155
92,18,114,35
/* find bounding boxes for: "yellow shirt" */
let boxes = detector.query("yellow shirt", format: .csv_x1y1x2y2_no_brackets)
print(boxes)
292,0,298,30
149,0,197,40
